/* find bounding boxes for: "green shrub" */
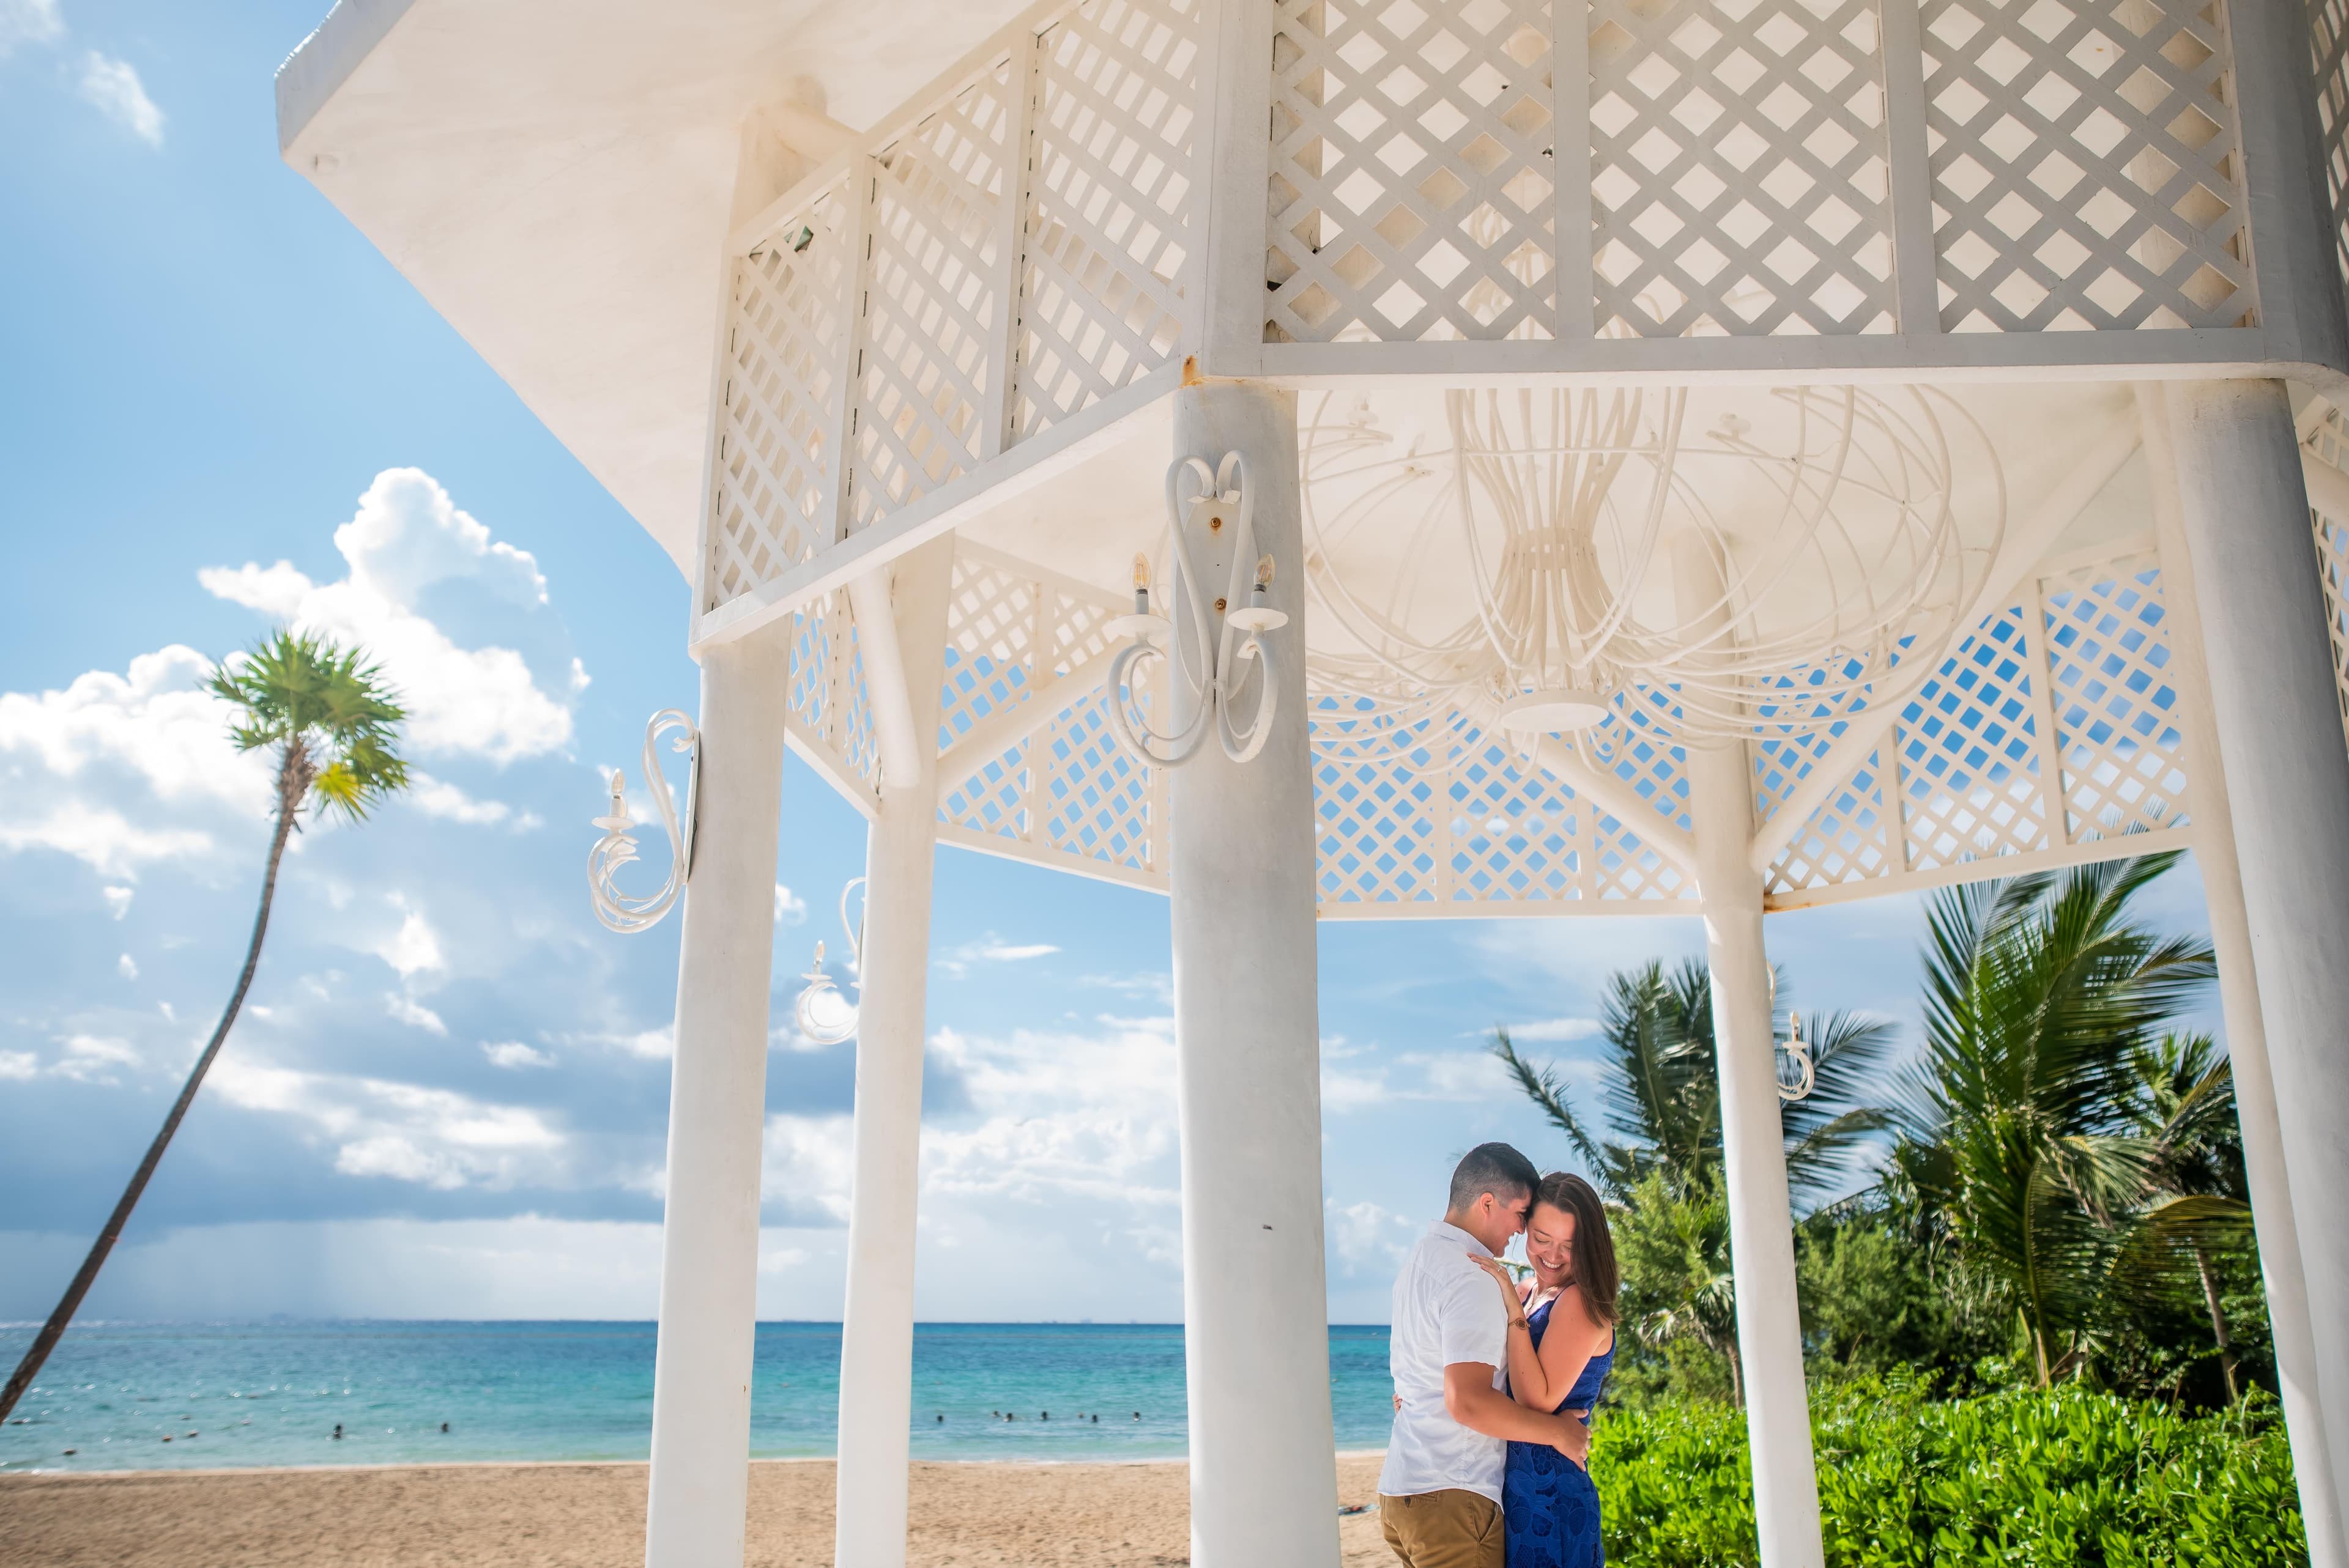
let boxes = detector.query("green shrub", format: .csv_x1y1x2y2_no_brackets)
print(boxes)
1589,1381,2307,1567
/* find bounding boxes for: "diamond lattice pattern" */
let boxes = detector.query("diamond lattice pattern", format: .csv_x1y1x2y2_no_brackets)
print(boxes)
706,183,854,612
937,545,1163,880
1921,0,2254,331
1266,0,1556,343
1015,0,1202,440
2314,510,2349,746
853,65,1018,530
2038,556,2188,838
786,589,883,794
2310,0,2349,297
1895,605,2052,868
1590,0,1897,336
1311,701,1696,909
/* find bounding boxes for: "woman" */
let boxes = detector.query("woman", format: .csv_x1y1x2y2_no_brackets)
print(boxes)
1471,1170,1617,1568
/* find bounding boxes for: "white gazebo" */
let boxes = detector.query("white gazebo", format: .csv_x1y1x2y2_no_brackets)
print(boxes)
278,1,2349,1564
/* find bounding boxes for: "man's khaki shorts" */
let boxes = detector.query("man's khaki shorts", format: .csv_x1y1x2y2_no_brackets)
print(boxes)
1379,1487,1504,1568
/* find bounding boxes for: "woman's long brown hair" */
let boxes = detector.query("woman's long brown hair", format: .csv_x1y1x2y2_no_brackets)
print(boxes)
1537,1170,1619,1327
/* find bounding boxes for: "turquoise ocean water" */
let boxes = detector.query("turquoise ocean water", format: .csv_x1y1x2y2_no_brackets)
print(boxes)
0,1322,1396,1473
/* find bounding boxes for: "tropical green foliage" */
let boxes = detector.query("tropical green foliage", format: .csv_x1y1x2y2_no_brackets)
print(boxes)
1498,852,2274,1415
1889,854,2216,1383
1496,959,1896,1405
1493,958,1897,1206
1592,1378,2307,1568
210,627,410,819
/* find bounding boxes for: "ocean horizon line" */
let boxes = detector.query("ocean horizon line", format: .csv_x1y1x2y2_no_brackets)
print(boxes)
2,1316,1395,1330
2,1320,1401,1475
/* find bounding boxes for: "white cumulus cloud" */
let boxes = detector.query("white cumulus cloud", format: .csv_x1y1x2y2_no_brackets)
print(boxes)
371,895,445,979
78,52,163,146
385,993,448,1036
483,1040,554,1070
117,952,138,980
199,469,571,764
937,934,1061,978
0,0,62,58
407,774,522,827
0,646,272,877
51,1034,142,1084
211,1057,565,1191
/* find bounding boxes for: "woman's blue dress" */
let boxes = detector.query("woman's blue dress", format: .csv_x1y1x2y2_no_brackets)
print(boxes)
1501,1295,1612,1568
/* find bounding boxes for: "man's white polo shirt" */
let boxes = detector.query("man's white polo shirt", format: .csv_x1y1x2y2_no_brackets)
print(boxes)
1378,1220,1510,1503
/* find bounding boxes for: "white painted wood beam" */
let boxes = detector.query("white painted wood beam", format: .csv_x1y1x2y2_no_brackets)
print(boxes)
845,569,924,791
1533,737,1700,877
935,650,1117,793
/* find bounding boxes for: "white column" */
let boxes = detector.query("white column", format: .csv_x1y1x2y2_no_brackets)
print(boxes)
2140,385,2345,1568
1168,378,1341,1568
834,539,956,1568
2164,379,2349,1535
645,624,795,1568
1675,534,1824,1568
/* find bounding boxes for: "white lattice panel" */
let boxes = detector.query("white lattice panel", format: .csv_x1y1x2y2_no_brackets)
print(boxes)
786,588,883,798
1040,689,1161,871
941,743,1033,843
1894,604,2053,868
1589,0,1897,337
705,182,855,613
1014,0,1203,439
936,544,1165,886
1764,740,1897,893
1266,0,1557,343
1920,0,2254,331
1588,723,1697,837
1449,736,1587,902
2311,0,2349,298
940,547,1043,750
1310,700,1699,913
2314,509,2349,743
853,67,1019,530
1313,704,1452,906
2038,554,2188,839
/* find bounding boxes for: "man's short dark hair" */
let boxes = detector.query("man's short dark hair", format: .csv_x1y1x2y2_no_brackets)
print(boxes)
1447,1142,1538,1214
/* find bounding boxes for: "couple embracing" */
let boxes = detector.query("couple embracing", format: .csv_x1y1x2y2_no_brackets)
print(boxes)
1380,1142,1619,1568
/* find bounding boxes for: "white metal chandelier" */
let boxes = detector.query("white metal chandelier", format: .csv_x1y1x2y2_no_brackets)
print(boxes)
587,709,700,934
1104,451,1290,768
1300,386,2005,753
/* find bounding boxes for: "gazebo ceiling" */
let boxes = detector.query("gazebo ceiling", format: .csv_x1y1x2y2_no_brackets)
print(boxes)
962,380,2136,662
275,0,1036,578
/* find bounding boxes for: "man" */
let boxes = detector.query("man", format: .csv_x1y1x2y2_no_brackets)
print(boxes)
1381,1142,1589,1568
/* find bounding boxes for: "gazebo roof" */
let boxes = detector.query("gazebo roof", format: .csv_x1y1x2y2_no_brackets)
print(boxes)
276,0,2349,921
275,0,1033,576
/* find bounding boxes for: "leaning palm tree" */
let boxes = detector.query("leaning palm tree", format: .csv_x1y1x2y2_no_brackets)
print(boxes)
0,630,408,1422
1495,957,1897,1207
1887,854,2213,1386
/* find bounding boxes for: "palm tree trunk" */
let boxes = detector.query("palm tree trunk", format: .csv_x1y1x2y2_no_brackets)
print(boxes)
0,769,298,1424
2191,1241,2240,1403
1726,1340,1745,1410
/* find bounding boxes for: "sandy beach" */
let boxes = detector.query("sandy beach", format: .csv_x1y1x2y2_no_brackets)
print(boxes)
2,1453,1395,1567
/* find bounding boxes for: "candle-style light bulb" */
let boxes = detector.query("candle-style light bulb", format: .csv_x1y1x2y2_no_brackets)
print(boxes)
1251,553,1275,609
1132,552,1152,615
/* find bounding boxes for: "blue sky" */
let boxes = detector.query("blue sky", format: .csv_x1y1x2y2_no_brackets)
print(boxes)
0,0,2222,1326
